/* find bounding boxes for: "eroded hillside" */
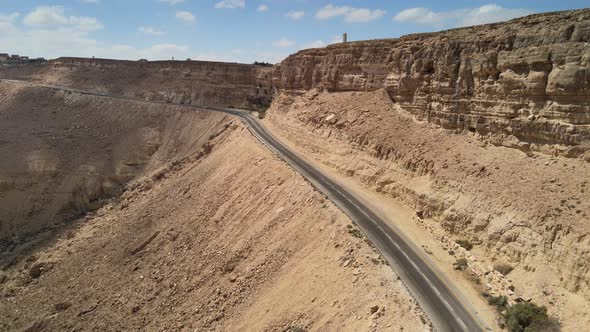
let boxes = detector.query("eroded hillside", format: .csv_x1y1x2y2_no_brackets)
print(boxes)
0,58,273,109
1,7,589,331
264,86,590,330
260,10,590,329
0,84,426,331
273,9,590,159
0,81,231,243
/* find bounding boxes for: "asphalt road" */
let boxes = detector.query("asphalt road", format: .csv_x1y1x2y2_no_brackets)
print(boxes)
0,79,485,331
204,107,486,332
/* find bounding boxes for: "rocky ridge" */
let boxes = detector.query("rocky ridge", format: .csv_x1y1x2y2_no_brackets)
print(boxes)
273,9,590,158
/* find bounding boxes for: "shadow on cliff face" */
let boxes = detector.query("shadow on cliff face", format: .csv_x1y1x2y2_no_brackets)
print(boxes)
0,82,229,251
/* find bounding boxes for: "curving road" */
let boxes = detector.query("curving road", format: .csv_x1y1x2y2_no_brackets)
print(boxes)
204,107,486,332
0,79,485,331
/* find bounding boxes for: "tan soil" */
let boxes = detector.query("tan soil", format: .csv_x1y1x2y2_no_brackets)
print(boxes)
0,85,426,331
264,88,590,331
0,81,228,240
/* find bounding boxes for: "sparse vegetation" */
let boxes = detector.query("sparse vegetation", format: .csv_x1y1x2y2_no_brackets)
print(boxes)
488,295,509,312
246,95,271,115
346,224,363,238
504,302,558,332
469,274,481,285
455,239,473,250
348,228,363,238
253,61,273,67
453,258,468,270
486,296,559,332
495,263,514,276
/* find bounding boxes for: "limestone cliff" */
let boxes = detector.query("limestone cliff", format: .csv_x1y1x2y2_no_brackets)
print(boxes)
0,57,273,109
273,9,590,157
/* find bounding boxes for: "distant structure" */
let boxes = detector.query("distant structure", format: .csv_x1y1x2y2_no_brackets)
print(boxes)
343,32,348,43
0,53,47,65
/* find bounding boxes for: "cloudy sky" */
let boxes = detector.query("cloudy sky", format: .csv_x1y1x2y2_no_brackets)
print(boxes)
0,1,587,63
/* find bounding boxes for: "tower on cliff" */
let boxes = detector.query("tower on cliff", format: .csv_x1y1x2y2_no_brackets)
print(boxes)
343,33,348,43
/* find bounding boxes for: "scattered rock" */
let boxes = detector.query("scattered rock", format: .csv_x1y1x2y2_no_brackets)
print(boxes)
54,302,71,312
29,262,51,279
370,305,379,314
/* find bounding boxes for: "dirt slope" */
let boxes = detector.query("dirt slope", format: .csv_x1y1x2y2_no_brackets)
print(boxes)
0,81,229,243
264,88,590,330
0,106,426,331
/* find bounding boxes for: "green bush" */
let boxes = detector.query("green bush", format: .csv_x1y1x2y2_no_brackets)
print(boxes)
488,295,508,312
504,302,557,332
454,258,468,270
456,239,473,250
495,263,514,276
347,228,363,238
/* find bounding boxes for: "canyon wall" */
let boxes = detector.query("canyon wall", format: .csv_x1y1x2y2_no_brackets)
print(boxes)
273,9,590,157
0,81,230,243
265,88,590,329
0,58,273,109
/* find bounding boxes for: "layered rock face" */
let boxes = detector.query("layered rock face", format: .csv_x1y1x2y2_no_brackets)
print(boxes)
273,9,590,157
0,57,273,109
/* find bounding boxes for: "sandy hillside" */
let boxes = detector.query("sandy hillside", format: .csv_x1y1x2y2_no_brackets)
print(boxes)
0,81,230,243
265,89,590,330
0,85,426,331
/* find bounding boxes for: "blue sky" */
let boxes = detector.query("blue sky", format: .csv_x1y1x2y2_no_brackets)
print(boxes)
0,1,588,63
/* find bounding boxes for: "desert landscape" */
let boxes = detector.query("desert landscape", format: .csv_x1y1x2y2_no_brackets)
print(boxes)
0,3,589,332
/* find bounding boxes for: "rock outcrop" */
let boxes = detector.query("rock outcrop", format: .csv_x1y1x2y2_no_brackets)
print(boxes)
273,9,590,157
0,57,274,109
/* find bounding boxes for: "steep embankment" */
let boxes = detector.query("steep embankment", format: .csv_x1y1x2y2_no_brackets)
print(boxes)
273,9,590,158
264,8,590,330
265,78,590,330
0,81,228,243
0,90,426,331
0,58,273,109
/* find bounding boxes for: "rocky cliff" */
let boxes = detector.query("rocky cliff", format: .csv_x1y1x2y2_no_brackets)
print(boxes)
0,58,273,109
273,9,590,158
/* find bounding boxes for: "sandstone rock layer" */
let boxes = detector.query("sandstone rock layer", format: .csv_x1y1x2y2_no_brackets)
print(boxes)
273,9,590,157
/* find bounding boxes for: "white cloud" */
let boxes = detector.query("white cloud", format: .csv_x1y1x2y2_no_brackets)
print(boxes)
0,22,191,60
0,12,19,23
303,40,326,49
158,0,185,4
330,34,343,44
393,4,534,28
68,16,103,31
24,6,69,26
150,44,188,56
176,11,195,24
215,0,246,9
286,10,304,21
0,12,19,34
23,6,103,31
0,19,288,63
139,26,165,36
316,5,385,23
80,0,100,3
272,37,295,48
393,8,432,24
257,4,269,12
